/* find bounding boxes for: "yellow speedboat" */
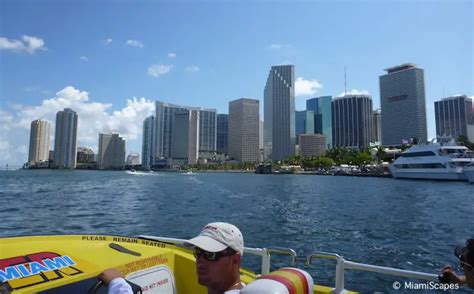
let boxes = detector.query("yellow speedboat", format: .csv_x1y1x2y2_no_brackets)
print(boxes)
0,235,438,293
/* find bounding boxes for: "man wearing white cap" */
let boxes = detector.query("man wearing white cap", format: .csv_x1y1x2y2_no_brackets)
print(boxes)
186,222,244,294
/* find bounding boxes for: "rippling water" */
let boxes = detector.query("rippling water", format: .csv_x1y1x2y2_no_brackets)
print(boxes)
1,170,472,293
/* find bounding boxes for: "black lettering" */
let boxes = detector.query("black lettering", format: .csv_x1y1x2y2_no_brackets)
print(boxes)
82,236,106,241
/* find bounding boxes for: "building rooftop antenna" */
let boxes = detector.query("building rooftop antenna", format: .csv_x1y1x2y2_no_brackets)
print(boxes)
344,66,347,96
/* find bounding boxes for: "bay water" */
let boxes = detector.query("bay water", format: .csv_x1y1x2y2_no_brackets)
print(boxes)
1,170,472,293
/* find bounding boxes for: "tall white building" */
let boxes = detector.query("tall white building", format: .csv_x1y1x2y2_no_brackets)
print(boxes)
228,98,260,163
142,115,155,169
28,119,51,165
98,133,126,169
53,108,78,169
264,65,295,161
172,110,199,165
155,101,199,160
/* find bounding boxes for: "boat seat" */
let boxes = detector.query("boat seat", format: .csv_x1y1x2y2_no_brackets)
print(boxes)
126,264,177,293
241,267,313,294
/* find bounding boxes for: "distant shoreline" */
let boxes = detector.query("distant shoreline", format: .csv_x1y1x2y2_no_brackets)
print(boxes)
13,168,391,178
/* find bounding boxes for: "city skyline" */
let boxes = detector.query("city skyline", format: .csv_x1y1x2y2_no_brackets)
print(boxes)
1,0,472,166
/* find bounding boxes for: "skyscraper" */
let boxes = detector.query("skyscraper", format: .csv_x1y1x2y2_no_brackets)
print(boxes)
295,110,314,144
306,96,333,149
379,63,427,145
372,109,382,143
98,133,126,169
172,110,199,165
28,119,51,165
228,98,260,162
216,114,228,155
53,108,78,169
264,65,295,161
332,94,373,148
142,115,155,169
435,95,474,141
199,109,217,154
76,147,95,163
126,153,140,165
155,101,200,160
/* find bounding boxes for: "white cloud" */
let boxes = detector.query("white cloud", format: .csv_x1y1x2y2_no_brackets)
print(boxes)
0,35,46,54
103,38,113,45
147,64,172,77
295,77,323,97
0,86,155,166
185,65,200,72
80,56,88,61
126,40,144,48
168,52,176,58
337,89,371,97
269,43,291,50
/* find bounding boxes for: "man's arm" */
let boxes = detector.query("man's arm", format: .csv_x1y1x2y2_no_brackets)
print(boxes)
440,265,466,285
99,269,133,294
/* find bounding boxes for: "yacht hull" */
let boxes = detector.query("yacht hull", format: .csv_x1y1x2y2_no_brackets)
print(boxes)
390,169,467,181
464,168,474,183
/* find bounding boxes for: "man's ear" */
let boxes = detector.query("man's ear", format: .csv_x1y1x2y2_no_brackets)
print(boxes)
232,253,242,265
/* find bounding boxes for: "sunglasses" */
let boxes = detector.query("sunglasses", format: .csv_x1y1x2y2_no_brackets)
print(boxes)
193,247,236,262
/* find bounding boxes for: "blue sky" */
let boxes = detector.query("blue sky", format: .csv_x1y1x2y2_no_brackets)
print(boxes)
0,0,472,166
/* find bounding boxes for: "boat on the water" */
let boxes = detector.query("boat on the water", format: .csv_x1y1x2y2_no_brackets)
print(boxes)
0,234,439,293
389,138,474,180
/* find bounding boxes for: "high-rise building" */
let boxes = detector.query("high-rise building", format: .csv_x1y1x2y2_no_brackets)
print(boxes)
126,153,140,165
142,116,155,169
172,110,199,165
295,110,315,144
217,114,228,155
299,134,326,157
379,63,427,145
199,109,217,155
76,147,95,163
228,98,260,162
306,96,333,149
53,108,78,169
435,95,474,141
332,94,373,148
155,101,200,160
28,119,51,165
372,109,382,143
98,133,125,169
264,65,295,161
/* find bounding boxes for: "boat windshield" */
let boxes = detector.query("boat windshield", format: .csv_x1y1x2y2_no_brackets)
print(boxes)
440,148,471,158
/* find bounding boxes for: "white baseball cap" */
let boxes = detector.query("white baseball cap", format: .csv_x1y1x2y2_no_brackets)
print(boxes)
186,222,244,255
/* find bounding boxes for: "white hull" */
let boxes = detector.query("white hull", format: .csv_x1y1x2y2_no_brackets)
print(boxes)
464,168,474,183
391,169,467,181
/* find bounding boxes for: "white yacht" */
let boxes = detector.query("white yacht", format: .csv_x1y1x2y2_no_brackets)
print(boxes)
389,140,474,180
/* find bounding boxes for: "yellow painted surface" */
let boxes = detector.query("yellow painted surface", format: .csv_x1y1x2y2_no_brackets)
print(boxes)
0,235,357,293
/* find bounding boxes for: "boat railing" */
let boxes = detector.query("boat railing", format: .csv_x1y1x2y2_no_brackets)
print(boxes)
139,236,438,293
307,250,438,293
